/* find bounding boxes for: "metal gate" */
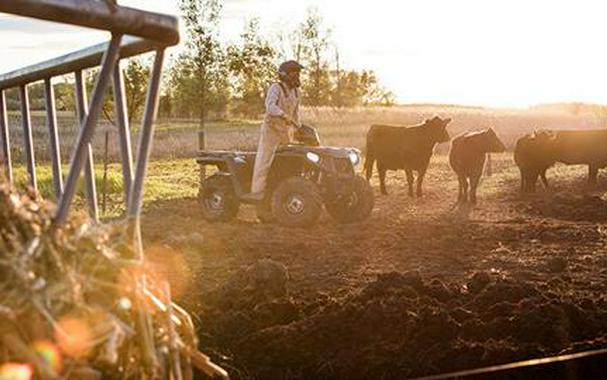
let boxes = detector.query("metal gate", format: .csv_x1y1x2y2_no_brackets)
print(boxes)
0,3,229,378
0,0,177,237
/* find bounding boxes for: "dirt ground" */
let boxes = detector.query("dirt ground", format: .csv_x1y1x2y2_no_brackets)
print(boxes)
141,154,607,379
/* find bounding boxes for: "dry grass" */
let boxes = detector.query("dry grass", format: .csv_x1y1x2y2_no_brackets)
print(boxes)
154,105,606,156
4,104,605,168
301,105,606,153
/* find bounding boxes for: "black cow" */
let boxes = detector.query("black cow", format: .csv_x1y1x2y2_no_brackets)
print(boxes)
449,128,506,203
515,129,607,192
514,131,555,193
365,116,452,196
551,130,607,184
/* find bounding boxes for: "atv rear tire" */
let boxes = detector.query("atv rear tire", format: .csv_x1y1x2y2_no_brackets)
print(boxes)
326,176,374,223
199,174,240,222
271,177,322,228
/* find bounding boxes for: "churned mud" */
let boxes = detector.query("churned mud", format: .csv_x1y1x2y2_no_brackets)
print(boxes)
142,156,607,379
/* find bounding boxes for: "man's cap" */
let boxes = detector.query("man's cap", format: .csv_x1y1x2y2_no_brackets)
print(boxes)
279,60,305,73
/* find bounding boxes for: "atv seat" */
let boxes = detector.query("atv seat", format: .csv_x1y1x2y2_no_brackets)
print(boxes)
233,152,256,167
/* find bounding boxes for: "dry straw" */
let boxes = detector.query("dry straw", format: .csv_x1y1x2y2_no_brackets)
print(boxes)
0,182,227,379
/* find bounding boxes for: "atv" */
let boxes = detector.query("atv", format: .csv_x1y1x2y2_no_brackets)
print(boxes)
196,125,374,228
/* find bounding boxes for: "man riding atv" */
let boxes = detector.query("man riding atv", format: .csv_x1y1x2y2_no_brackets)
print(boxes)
196,60,374,227
248,60,305,201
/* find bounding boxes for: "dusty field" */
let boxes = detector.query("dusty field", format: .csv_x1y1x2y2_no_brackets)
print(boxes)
140,154,607,379
4,104,606,163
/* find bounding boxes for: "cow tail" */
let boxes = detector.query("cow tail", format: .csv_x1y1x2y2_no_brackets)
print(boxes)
364,127,375,181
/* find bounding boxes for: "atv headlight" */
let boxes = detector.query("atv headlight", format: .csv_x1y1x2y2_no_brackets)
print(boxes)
348,151,360,166
306,152,321,164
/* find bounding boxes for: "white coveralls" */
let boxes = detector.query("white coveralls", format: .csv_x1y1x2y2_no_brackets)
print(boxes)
251,82,300,194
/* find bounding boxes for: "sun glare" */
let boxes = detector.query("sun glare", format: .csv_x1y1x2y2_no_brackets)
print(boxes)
2,0,607,107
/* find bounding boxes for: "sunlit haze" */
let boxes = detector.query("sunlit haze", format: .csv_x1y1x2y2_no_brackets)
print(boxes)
1,0,607,107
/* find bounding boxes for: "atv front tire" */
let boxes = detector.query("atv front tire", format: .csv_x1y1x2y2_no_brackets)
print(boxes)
326,176,374,223
199,174,240,222
271,177,322,228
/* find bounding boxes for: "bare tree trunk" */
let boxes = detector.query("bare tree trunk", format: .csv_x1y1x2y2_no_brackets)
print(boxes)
199,68,206,130
314,48,321,107
334,47,342,108
199,69,207,178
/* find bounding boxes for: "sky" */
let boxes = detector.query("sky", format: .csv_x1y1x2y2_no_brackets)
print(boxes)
1,0,607,107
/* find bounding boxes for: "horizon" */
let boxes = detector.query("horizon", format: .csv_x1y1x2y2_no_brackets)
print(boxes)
1,0,607,108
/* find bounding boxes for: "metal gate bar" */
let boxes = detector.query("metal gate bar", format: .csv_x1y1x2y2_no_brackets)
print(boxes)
0,37,161,91
55,35,122,224
0,0,179,228
0,0,179,46
128,49,164,219
112,64,134,208
414,346,607,380
0,37,170,220
0,91,12,183
44,78,63,199
19,85,37,192
74,69,99,221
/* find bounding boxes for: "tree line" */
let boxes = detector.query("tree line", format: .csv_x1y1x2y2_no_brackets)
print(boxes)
4,0,395,124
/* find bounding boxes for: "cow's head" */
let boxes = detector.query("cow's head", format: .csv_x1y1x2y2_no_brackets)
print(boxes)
485,128,506,152
533,129,556,143
425,116,452,143
531,129,558,161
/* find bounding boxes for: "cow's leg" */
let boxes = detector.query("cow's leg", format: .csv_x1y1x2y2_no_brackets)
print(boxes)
405,169,414,197
530,172,539,193
540,170,549,189
416,166,427,197
589,164,598,185
519,168,526,193
365,153,375,182
378,163,388,195
462,177,469,202
470,174,481,204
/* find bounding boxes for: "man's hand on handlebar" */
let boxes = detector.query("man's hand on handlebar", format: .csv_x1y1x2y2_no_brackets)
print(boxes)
282,115,301,129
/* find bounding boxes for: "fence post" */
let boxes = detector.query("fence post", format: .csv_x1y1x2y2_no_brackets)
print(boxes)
0,90,12,183
19,84,37,193
44,78,63,198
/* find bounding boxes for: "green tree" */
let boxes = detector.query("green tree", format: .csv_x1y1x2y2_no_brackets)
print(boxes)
335,71,366,107
296,8,332,107
227,18,278,118
122,58,150,124
359,70,396,106
173,0,229,124
330,69,396,107
84,57,151,126
54,79,75,111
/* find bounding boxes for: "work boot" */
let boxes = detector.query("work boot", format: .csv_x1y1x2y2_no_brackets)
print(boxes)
242,192,265,202
256,199,274,224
